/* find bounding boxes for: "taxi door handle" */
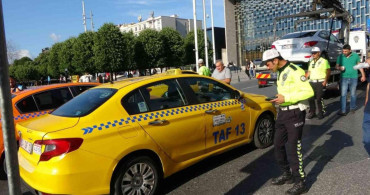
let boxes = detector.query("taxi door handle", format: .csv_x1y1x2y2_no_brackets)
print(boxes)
205,109,218,114
148,119,167,125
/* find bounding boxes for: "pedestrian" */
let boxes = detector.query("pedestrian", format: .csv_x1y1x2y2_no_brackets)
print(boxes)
245,58,251,79
362,57,370,157
306,47,331,120
39,76,44,85
47,75,51,85
212,60,232,84
262,49,313,195
9,77,22,93
249,60,255,78
336,44,366,116
197,59,211,76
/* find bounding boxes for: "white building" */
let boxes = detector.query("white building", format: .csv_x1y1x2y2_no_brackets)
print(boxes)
118,14,202,37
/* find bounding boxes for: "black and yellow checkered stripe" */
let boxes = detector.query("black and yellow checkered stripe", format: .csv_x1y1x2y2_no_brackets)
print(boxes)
81,99,242,135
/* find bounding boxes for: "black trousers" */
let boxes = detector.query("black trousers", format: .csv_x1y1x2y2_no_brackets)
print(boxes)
308,82,324,114
245,69,251,79
274,108,306,180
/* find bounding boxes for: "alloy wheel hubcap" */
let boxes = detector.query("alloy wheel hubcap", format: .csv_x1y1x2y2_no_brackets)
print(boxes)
258,118,274,144
121,162,155,195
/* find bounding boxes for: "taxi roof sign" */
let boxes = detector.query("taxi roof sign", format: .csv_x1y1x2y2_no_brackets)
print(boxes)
165,69,183,75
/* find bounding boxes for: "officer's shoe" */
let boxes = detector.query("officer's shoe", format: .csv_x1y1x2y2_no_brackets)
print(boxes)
317,112,324,120
286,180,308,195
306,112,316,119
271,172,294,185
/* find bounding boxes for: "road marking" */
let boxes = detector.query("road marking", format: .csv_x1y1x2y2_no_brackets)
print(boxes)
241,85,258,90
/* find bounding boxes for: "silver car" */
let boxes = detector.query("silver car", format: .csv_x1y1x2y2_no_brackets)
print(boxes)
253,59,268,72
272,30,343,66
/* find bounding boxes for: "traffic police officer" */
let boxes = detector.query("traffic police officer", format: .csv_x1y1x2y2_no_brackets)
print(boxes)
306,47,331,119
262,49,314,195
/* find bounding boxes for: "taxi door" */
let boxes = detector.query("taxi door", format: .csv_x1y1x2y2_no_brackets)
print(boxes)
124,79,205,163
181,78,250,152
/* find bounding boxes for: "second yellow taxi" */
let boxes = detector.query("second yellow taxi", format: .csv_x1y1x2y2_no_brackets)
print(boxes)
17,69,276,195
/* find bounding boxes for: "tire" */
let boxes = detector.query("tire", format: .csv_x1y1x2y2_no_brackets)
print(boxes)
113,156,160,195
253,114,275,149
0,154,7,180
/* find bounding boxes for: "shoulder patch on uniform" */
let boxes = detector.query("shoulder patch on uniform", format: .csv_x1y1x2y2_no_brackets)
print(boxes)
289,65,297,71
300,75,307,82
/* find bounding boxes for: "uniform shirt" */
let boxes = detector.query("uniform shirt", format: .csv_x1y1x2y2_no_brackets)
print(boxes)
336,52,360,78
308,57,330,80
198,66,211,76
212,67,232,81
277,62,314,106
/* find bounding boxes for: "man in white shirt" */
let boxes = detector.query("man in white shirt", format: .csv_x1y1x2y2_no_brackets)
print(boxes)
212,60,232,84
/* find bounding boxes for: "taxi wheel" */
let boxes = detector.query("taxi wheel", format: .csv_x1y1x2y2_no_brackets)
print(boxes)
0,154,6,180
253,114,275,149
113,156,159,195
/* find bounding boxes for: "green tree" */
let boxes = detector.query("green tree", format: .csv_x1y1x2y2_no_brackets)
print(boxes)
94,23,126,80
48,42,63,78
33,51,50,79
72,31,96,75
13,57,32,66
121,31,136,71
59,37,77,75
135,29,164,74
184,30,213,65
10,61,38,82
160,27,184,68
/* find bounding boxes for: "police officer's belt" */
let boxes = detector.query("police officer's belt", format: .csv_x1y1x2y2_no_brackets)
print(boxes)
309,79,325,83
280,105,300,111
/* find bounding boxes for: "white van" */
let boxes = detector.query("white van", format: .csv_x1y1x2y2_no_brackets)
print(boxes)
348,31,370,62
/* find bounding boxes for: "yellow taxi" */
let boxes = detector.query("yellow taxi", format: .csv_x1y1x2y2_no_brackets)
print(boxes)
17,69,276,195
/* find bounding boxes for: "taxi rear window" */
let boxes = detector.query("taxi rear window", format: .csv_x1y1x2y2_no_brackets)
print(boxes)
52,88,117,117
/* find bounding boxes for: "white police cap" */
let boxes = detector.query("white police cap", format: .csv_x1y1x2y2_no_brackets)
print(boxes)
262,49,281,65
311,47,321,52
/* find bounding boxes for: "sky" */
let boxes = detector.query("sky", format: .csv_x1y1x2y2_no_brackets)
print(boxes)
3,0,225,60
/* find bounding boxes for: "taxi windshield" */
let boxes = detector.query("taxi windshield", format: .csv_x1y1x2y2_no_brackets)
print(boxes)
52,88,117,117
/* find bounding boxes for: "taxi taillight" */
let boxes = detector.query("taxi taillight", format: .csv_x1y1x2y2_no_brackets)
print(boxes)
34,138,83,161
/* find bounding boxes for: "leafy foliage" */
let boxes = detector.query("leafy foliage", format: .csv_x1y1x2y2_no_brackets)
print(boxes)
93,23,126,75
12,22,214,81
160,27,184,68
72,31,96,74
59,37,77,75
184,30,213,65
135,29,164,72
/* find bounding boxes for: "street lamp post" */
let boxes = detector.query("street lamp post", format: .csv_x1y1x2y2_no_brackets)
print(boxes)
192,0,199,72
202,0,209,68
210,0,216,65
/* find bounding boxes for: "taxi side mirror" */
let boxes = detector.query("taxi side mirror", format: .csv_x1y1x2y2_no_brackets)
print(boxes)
233,90,241,99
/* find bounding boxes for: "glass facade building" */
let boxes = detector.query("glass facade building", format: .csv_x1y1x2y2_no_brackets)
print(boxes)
233,0,370,52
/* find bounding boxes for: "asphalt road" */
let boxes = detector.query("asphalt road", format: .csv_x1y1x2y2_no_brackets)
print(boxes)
1,76,369,194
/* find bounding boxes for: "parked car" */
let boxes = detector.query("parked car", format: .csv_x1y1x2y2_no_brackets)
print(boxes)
17,69,276,195
272,30,343,68
0,82,99,179
253,59,268,72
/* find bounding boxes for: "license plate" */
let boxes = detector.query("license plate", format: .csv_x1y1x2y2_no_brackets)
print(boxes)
268,81,275,84
20,138,33,154
33,144,42,155
282,44,295,49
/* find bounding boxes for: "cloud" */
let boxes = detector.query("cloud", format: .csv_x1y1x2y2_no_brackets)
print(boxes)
17,50,32,58
50,33,61,42
7,49,32,64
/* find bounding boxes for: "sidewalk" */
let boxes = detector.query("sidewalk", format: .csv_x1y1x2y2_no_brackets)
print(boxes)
255,158,370,194
229,69,257,84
